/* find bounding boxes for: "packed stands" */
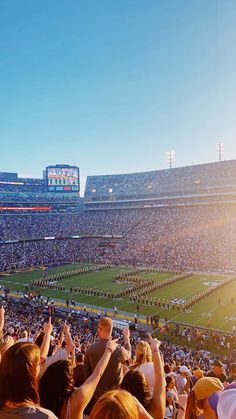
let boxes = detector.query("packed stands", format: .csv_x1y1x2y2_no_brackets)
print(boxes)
0,167,79,213
0,204,236,272
1,160,236,272
85,160,236,209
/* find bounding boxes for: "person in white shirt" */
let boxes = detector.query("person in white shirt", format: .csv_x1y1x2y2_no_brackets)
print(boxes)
175,366,190,395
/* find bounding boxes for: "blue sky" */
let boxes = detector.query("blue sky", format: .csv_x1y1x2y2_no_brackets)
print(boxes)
0,1,236,193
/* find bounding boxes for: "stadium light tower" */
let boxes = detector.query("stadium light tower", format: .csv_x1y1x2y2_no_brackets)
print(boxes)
217,141,223,162
165,150,176,169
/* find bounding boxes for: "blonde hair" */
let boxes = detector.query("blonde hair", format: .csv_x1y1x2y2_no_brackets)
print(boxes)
130,340,152,369
0,342,40,408
0,335,14,357
90,389,138,419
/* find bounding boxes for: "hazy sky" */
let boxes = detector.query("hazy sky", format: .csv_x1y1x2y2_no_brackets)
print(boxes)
0,1,236,194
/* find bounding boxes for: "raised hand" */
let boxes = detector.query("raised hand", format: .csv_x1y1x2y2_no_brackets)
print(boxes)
44,317,52,335
147,333,161,351
0,305,5,333
106,338,119,353
63,321,70,335
123,326,130,340
0,305,5,317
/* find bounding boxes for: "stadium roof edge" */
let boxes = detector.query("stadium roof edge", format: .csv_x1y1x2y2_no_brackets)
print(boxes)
86,159,236,179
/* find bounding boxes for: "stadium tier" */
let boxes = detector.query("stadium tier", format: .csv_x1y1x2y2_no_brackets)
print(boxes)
84,159,236,209
0,164,80,212
1,204,236,272
1,160,236,272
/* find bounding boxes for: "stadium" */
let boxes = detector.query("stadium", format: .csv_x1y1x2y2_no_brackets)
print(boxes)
1,160,236,338
2,1,236,417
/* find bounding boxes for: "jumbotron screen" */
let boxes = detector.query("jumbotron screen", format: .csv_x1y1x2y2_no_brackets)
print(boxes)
46,166,79,192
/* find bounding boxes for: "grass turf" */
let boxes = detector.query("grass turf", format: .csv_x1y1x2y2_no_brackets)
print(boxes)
1,263,236,332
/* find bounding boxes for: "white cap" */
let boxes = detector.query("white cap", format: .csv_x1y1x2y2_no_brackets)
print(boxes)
217,389,236,419
179,365,189,373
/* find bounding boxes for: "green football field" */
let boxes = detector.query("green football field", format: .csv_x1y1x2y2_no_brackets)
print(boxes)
1,263,236,332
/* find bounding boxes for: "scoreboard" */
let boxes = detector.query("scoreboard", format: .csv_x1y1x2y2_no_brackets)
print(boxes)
46,165,79,192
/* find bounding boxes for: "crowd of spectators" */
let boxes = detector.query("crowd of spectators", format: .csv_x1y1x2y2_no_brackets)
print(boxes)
1,203,236,272
1,298,236,418
0,173,78,208
85,160,236,201
0,192,77,203
0,177,46,193
1,160,236,272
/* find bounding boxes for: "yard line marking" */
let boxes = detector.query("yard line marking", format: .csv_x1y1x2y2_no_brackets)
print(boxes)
190,295,232,329
217,308,236,330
